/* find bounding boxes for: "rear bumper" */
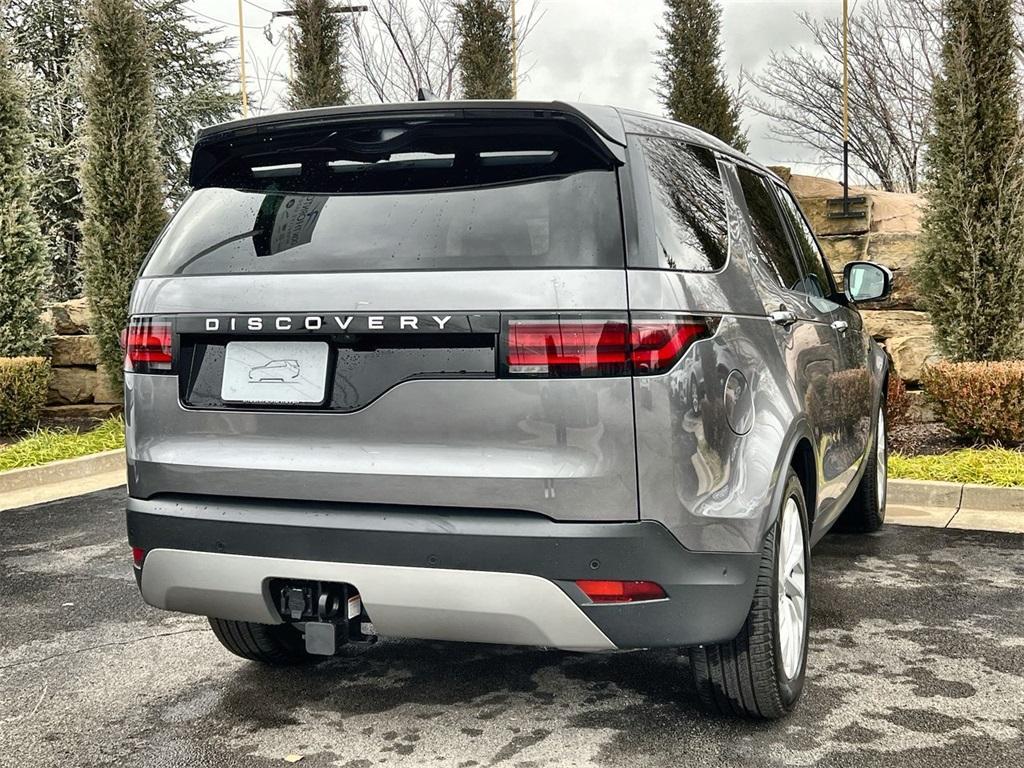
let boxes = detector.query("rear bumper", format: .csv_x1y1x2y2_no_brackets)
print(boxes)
127,495,761,650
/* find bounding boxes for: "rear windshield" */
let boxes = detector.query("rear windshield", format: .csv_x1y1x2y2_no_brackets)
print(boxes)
143,122,625,276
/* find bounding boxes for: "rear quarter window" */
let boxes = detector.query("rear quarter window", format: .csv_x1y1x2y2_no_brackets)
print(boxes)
630,135,728,272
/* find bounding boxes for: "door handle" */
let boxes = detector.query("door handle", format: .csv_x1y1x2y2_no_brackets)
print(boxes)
769,310,798,327
831,320,849,333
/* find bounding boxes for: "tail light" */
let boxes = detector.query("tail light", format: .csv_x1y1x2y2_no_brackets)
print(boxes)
503,314,714,377
124,316,174,374
131,546,146,568
506,318,629,377
576,580,667,603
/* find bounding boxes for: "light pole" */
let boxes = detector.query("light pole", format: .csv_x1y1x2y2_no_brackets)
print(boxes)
238,0,249,116
828,0,864,222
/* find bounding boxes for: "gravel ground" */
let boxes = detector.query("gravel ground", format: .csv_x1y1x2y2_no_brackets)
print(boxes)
1,487,1023,768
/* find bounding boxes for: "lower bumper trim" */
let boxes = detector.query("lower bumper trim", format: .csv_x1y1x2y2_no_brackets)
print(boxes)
141,548,617,652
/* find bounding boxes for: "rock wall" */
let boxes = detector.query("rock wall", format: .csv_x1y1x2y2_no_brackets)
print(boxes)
40,299,121,419
778,170,940,386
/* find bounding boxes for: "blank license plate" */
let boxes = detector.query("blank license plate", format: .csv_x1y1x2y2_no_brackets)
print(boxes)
221,341,329,404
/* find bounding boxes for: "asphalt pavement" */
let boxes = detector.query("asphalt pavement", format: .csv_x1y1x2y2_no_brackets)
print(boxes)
1,487,1023,767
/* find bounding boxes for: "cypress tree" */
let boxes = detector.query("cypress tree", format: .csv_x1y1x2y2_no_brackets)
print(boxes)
655,0,746,150
915,0,1024,361
0,30,48,357
287,0,350,109
455,0,514,100
80,0,166,389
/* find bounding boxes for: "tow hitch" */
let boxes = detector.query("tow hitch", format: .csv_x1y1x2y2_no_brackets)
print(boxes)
273,580,376,656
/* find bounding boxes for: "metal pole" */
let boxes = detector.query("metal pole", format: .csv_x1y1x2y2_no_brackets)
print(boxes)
510,0,517,98
238,0,249,116
842,0,849,212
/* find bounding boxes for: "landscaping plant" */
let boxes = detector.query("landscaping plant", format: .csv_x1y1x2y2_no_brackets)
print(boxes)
0,358,50,435
914,0,1024,361
0,29,49,359
3,0,236,298
287,0,351,109
80,0,166,393
0,415,123,471
886,374,912,431
455,0,514,99
921,361,1024,445
655,0,747,150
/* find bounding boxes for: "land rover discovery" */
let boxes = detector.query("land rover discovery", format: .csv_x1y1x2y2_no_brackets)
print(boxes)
125,101,892,719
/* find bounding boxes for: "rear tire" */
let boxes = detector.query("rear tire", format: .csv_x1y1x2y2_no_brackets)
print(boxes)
208,618,314,665
838,399,887,533
689,469,810,719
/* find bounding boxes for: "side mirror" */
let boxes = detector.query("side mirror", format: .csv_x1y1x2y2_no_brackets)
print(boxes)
844,261,892,303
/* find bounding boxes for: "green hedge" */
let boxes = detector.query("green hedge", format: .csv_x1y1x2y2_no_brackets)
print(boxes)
0,357,50,435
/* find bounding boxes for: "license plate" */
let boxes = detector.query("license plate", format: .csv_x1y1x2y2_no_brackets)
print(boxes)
221,341,329,404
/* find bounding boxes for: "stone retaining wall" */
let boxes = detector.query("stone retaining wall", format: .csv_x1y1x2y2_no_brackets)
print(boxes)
40,299,121,420
778,169,940,387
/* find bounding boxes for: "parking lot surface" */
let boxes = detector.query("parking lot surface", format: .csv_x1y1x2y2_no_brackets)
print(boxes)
2,487,1023,767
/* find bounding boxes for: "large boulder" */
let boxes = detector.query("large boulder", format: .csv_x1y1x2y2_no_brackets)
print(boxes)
48,367,101,405
48,334,100,367
46,298,92,335
93,365,122,404
862,310,940,384
820,234,869,269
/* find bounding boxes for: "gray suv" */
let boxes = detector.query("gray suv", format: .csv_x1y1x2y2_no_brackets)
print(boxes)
125,101,892,719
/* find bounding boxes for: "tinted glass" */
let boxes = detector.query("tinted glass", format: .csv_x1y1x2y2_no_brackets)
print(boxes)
737,167,803,291
143,171,623,276
638,136,728,271
772,185,834,298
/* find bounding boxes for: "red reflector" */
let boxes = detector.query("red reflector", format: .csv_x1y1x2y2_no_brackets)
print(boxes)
506,318,629,376
630,319,709,374
131,547,146,568
575,580,667,603
124,318,173,372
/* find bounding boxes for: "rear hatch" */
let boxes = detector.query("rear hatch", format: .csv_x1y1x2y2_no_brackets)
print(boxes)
127,104,658,521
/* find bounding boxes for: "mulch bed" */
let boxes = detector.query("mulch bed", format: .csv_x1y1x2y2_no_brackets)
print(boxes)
890,421,970,456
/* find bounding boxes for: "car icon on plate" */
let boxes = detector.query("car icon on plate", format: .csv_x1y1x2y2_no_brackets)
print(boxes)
248,359,301,382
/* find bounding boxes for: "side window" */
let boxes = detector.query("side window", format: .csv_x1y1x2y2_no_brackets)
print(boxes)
637,136,728,272
772,185,834,299
736,167,803,291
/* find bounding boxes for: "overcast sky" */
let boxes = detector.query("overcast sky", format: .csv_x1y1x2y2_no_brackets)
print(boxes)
193,0,841,175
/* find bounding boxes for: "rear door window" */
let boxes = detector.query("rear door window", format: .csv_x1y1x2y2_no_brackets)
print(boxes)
771,184,835,299
634,136,728,272
736,167,803,291
143,124,625,276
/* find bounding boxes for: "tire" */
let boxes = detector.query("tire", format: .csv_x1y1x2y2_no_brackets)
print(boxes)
837,397,887,532
208,618,315,665
689,469,810,719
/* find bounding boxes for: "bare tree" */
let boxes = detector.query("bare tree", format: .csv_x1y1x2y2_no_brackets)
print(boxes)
347,0,540,103
748,0,945,192
349,0,459,102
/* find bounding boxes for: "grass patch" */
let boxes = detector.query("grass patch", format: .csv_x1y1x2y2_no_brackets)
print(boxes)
0,417,125,472
889,448,1024,487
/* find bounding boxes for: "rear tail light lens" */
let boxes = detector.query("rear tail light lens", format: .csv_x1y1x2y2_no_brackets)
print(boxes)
131,546,146,568
630,318,711,374
576,580,667,603
504,314,713,377
506,318,629,377
124,317,174,374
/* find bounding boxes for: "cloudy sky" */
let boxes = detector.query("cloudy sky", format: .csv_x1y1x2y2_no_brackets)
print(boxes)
194,0,841,175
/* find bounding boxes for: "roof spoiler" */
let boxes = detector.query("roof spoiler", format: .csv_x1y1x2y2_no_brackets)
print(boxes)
188,102,626,189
